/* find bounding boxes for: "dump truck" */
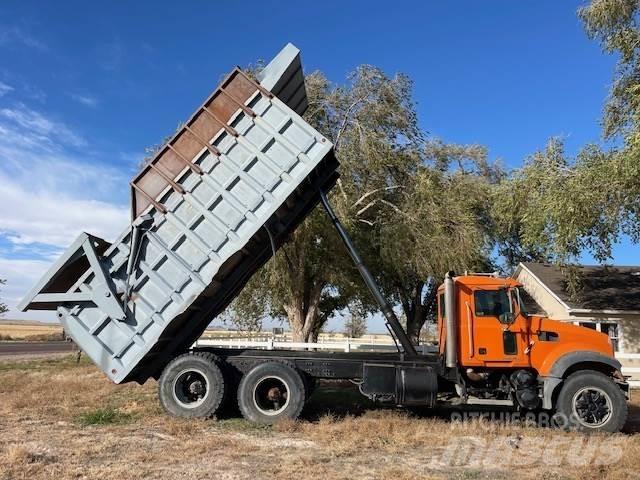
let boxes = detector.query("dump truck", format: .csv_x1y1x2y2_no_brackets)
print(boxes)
20,44,629,432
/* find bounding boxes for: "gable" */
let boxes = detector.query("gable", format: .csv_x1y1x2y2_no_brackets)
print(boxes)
521,263,640,313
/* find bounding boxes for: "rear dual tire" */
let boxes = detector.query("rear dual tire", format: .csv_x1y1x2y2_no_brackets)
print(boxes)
158,352,225,418
159,355,307,424
237,362,306,424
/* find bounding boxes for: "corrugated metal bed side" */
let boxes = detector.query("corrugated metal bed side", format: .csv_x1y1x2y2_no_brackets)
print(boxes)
19,44,340,384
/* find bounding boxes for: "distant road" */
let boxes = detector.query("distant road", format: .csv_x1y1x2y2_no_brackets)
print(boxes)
0,341,75,357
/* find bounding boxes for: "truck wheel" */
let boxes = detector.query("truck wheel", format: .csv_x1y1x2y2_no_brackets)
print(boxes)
237,362,306,424
555,370,627,432
158,351,225,418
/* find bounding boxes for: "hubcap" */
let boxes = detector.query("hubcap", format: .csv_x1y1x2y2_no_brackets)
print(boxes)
253,376,290,416
172,369,209,409
571,386,612,428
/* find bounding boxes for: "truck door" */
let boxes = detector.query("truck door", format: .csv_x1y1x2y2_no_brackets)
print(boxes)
469,288,531,367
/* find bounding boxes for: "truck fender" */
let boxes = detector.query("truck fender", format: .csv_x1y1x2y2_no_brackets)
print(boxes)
548,351,621,378
539,352,622,410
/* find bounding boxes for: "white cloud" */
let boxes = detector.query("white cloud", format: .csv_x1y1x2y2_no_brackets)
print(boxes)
0,104,130,246
0,103,132,318
0,103,87,148
0,81,13,97
0,172,129,247
69,93,98,108
0,256,56,321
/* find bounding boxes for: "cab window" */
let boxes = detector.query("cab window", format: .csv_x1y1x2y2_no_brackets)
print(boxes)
474,289,511,318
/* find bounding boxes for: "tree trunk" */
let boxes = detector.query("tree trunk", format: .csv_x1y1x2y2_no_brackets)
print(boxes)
400,280,437,345
284,280,325,343
405,303,424,345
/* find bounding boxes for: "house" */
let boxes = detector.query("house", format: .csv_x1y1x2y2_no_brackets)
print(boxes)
513,262,640,384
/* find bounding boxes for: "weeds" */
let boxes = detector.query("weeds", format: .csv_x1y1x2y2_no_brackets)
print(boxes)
77,407,134,426
1,355,639,480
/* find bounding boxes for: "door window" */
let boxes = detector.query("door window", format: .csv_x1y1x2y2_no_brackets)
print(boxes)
474,289,511,318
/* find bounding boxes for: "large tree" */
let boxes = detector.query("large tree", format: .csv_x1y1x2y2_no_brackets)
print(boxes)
227,66,420,342
227,67,498,343
580,0,640,144
492,1,640,269
381,142,499,342
343,140,500,343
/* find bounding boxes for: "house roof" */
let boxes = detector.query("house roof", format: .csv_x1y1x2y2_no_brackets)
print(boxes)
519,262,640,313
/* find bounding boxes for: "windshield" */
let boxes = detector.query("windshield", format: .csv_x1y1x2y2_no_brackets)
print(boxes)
511,287,527,316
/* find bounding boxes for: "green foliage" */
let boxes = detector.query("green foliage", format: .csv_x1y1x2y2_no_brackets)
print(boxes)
363,140,500,340
494,137,640,266
492,2,640,270
77,407,133,426
226,64,500,342
579,0,640,142
343,309,367,338
227,65,430,341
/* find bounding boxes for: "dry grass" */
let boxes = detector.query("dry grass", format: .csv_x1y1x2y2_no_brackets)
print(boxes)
0,322,63,341
0,355,639,479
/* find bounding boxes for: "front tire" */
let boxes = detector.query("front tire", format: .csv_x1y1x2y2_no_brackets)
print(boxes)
555,370,627,432
158,351,225,418
237,362,306,424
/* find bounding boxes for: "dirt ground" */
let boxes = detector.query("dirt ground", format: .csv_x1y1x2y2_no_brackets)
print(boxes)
1,355,639,480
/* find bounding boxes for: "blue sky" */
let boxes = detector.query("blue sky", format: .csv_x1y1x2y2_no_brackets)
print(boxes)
0,1,638,328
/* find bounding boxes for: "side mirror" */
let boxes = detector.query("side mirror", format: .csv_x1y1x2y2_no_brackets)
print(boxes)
499,312,516,325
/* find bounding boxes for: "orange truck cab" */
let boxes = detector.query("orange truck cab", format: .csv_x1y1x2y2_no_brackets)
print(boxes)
436,272,629,431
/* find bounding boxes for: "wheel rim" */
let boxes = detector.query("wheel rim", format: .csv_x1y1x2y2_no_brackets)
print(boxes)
172,368,209,409
252,375,291,416
571,386,613,428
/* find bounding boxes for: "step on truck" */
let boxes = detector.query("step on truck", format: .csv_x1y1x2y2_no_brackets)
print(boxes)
20,44,630,432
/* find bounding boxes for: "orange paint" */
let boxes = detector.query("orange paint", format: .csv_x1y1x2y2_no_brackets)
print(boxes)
436,275,614,375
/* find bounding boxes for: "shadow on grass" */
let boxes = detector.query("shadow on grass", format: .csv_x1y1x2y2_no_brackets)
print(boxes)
301,381,465,423
302,381,640,434
301,380,379,420
622,401,640,434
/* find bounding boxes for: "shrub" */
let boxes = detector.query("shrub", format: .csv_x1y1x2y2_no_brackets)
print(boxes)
77,407,133,426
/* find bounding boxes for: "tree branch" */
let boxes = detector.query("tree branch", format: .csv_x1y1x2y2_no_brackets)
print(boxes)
335,96,367,152
353,185,403,209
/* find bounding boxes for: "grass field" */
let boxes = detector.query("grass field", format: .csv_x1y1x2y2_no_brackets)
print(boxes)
0,321,63,341
1,355,639,480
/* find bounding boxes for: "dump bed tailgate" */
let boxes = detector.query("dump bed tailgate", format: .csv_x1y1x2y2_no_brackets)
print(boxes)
19,45,339,384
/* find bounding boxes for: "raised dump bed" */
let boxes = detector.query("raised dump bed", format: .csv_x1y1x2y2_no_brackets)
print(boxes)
19,44,339,384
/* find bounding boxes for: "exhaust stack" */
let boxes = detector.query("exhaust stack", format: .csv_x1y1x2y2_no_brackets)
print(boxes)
444,271,457,368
